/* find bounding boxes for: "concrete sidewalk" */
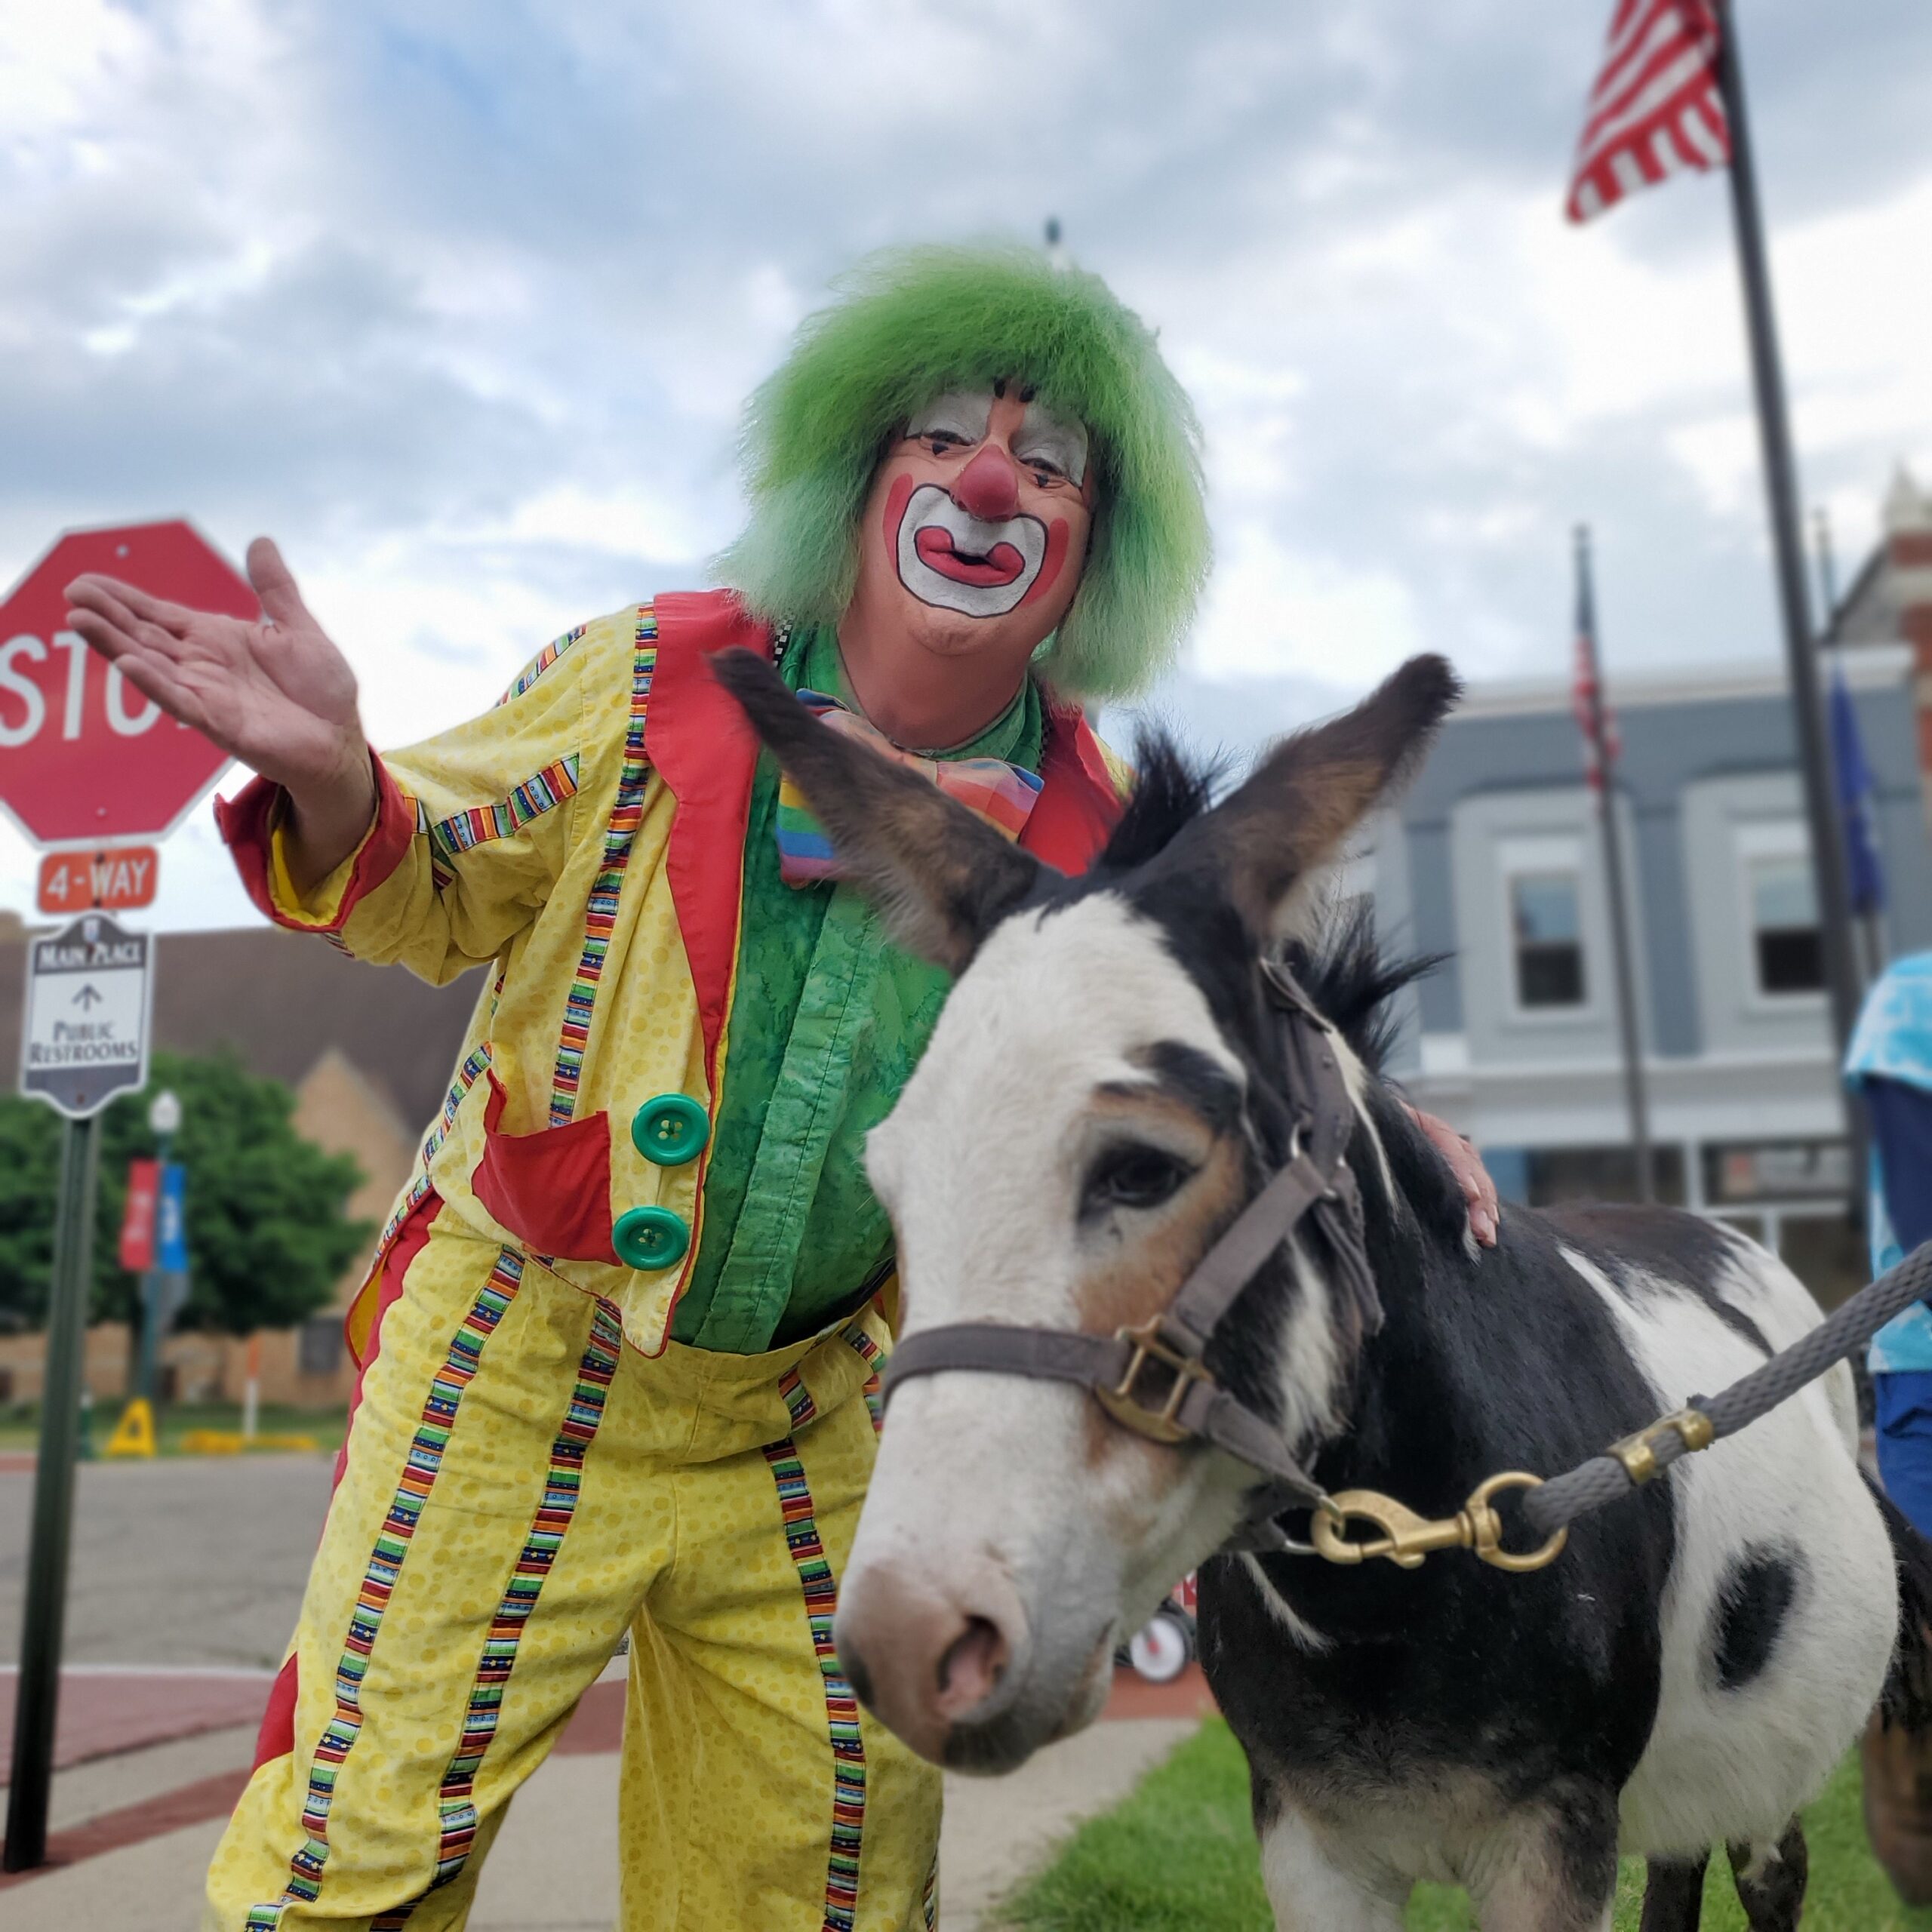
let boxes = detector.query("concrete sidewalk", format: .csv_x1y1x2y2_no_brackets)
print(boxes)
1,1664,1214,1929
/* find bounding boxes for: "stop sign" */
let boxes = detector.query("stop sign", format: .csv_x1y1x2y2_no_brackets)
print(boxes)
0,521,253,848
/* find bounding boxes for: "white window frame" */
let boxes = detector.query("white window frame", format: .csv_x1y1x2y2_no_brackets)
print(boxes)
1735,819,1826,1011
1499,833,1593,1023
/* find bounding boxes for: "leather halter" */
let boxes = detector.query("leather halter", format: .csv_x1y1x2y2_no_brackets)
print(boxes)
879,955,1382,1549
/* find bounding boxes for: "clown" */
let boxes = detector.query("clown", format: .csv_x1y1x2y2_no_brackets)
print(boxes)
67,245,1496,1930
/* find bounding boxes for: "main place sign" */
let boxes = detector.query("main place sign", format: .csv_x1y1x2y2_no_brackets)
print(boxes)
22,912,153,1118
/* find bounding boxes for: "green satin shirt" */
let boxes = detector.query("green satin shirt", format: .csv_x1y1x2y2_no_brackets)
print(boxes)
669,626,1044,1352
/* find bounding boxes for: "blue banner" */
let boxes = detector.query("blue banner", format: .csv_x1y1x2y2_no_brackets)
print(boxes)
1829,660,1887,917
155,1161,188,1273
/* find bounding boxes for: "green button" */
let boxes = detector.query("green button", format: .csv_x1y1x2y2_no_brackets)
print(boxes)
632,1093,710,1167
614,1205,691,1272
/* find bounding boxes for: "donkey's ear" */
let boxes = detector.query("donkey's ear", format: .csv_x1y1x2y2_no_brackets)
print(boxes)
1170,654,1460,939
711,649,1048,974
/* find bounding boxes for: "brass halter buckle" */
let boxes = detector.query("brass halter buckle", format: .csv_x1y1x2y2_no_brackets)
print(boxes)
1094,1318,1211,1445
1307,1471,1569,1574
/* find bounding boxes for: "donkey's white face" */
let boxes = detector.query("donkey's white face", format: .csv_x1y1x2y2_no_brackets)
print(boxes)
849,894,1263,1767
712,644,1459,1773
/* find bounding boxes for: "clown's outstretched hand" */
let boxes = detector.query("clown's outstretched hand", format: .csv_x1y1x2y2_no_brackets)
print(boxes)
65,537,376,890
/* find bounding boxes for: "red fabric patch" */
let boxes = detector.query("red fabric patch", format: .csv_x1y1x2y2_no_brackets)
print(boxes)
646,591,771,1088
334,1189,445,1487
1023,703,1125,874
251,1652,300,1771
214,749,414,935
470,1071,619,1264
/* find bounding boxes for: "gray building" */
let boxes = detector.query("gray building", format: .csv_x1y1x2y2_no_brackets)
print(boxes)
1369,644,1932,1306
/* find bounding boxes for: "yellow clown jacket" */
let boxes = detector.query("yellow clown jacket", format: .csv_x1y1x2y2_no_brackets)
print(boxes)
217,591,1128,1359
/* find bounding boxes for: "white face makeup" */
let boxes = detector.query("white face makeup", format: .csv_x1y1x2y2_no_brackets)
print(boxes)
906,390,1089,488
888,387,1090,620
894,482,1049,619
1011,400,1088,488
906,390,993,448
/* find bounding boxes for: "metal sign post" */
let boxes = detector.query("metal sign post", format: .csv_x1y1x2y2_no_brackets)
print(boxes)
3,1115,103,1872
4,913,152,1872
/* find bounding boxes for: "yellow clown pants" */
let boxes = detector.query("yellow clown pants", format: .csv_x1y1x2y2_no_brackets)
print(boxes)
205,1204,943,1930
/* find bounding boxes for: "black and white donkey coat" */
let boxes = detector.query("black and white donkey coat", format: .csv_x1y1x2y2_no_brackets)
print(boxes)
714,646,1932,1932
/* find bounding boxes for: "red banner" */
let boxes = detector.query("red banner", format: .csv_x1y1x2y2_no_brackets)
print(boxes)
119,1157,160,1272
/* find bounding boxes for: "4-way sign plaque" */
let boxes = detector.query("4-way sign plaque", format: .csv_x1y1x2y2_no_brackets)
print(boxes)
20,912,152,1118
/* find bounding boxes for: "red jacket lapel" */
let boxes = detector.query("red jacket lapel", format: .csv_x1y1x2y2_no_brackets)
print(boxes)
645,590,773,1088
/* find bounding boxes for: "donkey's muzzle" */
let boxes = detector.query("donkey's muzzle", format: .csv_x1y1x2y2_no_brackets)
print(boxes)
835,1558,1032,1767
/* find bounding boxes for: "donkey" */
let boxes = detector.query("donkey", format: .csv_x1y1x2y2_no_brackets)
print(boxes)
714,646,1932,1931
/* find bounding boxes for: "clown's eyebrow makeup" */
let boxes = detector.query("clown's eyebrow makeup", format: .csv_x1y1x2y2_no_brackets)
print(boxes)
1014,401,1088,487
906,391,993,446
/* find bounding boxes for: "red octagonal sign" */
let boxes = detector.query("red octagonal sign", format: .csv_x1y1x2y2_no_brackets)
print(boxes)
0,521,254,849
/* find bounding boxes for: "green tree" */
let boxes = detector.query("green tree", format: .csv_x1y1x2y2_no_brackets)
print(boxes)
0,1049,373,1335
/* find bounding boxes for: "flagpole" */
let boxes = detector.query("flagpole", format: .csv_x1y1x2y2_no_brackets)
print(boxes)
1712,0,1863,1081
1576,526,1654,1203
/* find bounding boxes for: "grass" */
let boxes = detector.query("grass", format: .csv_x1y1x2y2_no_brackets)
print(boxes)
990,1719,1932,1931
0,1398,346,1456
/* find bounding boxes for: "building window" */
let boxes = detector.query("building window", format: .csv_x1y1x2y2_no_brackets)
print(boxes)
1748,854,1823,995
1510,872,1586,1009
1523,1144,1687,1208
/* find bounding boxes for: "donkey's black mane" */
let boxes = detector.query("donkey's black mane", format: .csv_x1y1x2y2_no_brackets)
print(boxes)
1091,731,1224,872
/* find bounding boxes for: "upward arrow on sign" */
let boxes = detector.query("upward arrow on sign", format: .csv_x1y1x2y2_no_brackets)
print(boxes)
0,521,250,850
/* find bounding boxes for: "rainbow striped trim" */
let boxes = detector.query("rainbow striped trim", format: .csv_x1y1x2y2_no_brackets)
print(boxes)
763,1370,866,1932
847,1325,884,1437
248,1250,526,1924
782,1366,819,1432
549,607,657,1127
371,1298,623,1924
922,1858,940,1929
371,1173,435,1275
423,1044,493,1169
426,756,580,869
775,691,1042,887
498,625,588,706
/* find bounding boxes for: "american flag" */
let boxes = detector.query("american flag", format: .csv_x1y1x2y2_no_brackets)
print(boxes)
1572,532,1620,792
1566,0,1730,223
1572,629,1621,792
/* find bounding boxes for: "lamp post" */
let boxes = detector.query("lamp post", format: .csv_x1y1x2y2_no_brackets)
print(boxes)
137,1088,181,1407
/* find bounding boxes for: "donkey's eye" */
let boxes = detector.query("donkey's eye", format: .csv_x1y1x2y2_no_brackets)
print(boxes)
1081,1145,1195,1217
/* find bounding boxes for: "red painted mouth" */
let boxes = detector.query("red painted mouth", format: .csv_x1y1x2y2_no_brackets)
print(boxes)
914,525,1027,587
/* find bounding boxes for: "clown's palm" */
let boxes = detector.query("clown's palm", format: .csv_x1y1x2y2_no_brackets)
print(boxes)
64,537,366,798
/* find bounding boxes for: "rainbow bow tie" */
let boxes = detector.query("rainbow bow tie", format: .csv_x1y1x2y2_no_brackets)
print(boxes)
774,690,1044,887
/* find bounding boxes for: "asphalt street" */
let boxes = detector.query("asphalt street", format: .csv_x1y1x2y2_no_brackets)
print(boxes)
0,1454,334,1668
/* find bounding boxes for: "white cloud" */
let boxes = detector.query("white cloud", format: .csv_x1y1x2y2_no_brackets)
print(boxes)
1195,521,1423,683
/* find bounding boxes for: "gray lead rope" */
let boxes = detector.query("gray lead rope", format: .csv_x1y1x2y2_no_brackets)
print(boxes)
1520,1238,1932,1541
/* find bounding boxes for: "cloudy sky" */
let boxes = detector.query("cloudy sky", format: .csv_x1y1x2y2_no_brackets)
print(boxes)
5,0,1930,929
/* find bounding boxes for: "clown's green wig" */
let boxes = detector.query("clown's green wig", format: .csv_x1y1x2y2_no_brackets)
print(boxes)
714,245,1210,701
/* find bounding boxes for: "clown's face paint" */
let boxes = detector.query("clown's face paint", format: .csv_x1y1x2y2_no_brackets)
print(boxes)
881,388,1093,622
891,480,1048,618
840,383,1097,724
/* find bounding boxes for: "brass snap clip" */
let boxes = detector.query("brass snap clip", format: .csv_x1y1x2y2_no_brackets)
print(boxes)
1606,1407,1715,1486
1308,1472,1568,1574
1094,1318,1211,1445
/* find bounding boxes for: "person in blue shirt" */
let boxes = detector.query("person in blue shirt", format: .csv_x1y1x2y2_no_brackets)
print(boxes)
1849,951,1932,1903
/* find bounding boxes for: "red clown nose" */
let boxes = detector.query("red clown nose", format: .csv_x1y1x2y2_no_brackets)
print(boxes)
951,445,1021,524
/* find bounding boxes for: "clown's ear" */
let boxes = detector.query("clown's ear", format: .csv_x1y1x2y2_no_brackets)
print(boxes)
712,650,1048,973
